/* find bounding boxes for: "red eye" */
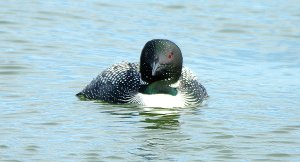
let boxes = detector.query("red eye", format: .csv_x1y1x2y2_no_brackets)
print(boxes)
167,52,173,59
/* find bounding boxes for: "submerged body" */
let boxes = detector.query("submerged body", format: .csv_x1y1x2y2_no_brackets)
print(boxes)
77,39,208,107
77,62,207,107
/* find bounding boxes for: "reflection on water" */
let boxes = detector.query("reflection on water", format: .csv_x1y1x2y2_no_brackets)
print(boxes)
99,104,181,130
1,0,300,161
141,113,180,130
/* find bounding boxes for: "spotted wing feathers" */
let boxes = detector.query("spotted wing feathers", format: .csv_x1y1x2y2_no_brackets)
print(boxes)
76,62,140,103
178,67,208,106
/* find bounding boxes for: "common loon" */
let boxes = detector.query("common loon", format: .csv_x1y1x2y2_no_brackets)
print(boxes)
76,39,208,107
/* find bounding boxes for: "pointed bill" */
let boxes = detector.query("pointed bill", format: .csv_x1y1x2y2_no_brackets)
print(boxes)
152,61,160,76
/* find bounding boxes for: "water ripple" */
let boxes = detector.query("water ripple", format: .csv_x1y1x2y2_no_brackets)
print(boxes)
0,1,299,161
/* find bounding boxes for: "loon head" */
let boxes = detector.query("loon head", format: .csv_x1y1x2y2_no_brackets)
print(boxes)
140,39,183,84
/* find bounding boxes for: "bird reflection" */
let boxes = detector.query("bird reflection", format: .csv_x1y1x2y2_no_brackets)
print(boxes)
139,111,180,130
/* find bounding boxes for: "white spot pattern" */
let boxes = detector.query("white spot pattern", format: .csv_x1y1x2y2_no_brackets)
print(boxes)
77,40,208,107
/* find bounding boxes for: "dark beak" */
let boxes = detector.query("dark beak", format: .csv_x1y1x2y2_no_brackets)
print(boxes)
152,61,161,76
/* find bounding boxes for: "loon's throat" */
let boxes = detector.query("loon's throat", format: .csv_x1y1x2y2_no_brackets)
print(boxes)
139,81,178,96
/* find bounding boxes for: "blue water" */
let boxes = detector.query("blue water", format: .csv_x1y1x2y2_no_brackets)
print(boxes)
1,1,300,161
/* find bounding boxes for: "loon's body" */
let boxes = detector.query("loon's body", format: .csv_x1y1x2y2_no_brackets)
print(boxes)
77,39,208,107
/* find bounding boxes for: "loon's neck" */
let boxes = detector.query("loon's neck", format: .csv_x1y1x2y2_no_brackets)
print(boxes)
140,80,178,96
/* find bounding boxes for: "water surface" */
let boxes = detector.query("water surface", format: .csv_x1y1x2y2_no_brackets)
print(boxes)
1,1,300,161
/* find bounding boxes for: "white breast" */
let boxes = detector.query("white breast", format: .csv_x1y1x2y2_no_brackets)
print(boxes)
133,91,185,108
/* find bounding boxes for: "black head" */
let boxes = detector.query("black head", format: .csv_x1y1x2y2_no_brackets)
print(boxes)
140,39,183,84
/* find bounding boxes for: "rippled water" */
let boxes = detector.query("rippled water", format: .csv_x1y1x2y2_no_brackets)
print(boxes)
1,1,300,161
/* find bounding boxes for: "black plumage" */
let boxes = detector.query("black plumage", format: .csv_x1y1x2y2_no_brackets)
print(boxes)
76,62,141,103
77,39,208,107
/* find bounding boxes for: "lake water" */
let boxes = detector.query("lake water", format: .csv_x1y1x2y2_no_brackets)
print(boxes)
1,1,300,161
